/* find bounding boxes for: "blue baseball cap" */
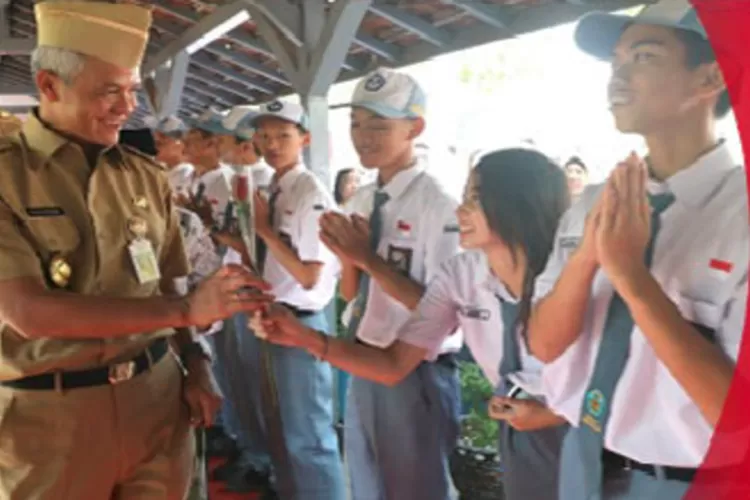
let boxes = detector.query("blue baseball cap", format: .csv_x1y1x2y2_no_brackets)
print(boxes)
349,68,426,119
190,108,233,136
575,0,707,60
223,105,258,141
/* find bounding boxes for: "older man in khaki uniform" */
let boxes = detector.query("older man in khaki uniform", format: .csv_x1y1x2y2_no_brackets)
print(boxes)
0,2,271,499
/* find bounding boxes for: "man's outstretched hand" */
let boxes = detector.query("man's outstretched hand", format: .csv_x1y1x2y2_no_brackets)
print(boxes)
185,264,274,328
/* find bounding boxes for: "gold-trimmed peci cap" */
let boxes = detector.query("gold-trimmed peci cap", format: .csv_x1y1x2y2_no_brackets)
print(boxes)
35,1,153,70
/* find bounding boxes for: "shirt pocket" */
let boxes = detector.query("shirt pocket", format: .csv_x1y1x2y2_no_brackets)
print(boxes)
384,239,417,277
675,294,723,342
21,215,81,259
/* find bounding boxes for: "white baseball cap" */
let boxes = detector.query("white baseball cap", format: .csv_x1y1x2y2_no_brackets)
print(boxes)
251,100,308,131
575,0,707,60
223,105,258,141
349,68,426,119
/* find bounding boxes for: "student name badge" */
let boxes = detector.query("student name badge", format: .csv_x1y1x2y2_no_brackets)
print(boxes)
127,217,161,284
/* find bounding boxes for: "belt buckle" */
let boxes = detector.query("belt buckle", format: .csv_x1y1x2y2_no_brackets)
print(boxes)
108,361,136,384
622,457,633,472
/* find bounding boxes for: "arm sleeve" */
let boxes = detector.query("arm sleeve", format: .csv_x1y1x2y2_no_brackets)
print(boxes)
398,263,460,353
296,182,333,263
423,198,461,282
159,186,191,281
717,276,748,363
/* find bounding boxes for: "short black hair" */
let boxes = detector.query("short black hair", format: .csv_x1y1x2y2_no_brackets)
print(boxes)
564,156,587,173
672,28,732,119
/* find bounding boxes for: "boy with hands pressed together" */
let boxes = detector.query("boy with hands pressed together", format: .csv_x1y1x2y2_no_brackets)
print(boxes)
526,3,747,499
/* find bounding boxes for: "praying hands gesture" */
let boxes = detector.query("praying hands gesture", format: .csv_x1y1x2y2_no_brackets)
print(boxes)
319,212,373,269
596,153,651,294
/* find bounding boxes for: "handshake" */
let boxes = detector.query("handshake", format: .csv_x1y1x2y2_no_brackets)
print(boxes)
183,264,317,352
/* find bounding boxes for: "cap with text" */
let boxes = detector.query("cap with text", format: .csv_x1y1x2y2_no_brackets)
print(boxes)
575,0,707,60
223,105,258,141
350,68,426,119
191,108,234,136
35,1,152,70
251,100,308,131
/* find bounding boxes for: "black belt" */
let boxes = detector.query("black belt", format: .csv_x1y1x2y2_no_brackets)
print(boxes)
280,302,318,318
433,352,458,370
603,449,697,483
354,338,456,369
0,338,169,391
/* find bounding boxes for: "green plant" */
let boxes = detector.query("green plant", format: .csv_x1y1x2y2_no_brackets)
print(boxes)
458,361,499,451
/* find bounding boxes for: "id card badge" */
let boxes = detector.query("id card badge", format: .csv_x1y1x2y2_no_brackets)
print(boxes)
128,238,161,284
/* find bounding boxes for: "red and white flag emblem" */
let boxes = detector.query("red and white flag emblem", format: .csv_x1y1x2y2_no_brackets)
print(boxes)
709,259,733,273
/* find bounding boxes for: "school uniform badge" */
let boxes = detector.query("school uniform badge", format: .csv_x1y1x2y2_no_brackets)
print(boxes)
582,388,606,433
387,245,412,276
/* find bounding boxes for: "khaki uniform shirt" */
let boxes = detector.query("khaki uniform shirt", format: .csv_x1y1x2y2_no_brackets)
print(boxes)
0,113,190,381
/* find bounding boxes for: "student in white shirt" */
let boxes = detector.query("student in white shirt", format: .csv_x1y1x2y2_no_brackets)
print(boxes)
257,69,462,499
257,148,572,499
180,109,250,462
526,3,747,499
205,105,276,493
247,100,345,500
223,106,275,195
151,115,194,195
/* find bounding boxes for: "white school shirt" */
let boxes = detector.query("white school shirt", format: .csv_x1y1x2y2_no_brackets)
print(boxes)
344,162,463,354
167,162,194,195
400,250,544,388
263,163,340,311
188,165,235,335
535,143,748,467
189,164,235,229
249,161,275,195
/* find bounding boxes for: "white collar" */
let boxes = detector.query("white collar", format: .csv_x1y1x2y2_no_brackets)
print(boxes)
647,141,739,209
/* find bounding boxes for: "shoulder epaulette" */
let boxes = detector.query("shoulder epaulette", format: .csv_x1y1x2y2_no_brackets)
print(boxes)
0,136,21,160
120,144,167,171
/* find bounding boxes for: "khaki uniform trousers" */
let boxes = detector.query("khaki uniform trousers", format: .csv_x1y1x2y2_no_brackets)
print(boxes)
0,352,193,500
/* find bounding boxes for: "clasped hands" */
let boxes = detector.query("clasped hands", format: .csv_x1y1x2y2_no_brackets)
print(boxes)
576,152,653,295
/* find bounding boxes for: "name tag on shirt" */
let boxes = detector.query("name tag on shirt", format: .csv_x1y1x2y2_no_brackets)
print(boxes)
26,206,65,217
559,236,580,250
129,239,161,284
459,307,491,321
